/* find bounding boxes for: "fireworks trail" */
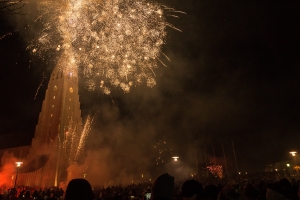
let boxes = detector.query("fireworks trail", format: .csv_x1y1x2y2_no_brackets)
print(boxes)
62,117,80,163
28,0,182,94
75,114,95,160
61,114,95,164
34,72,46,100
0,30,19,41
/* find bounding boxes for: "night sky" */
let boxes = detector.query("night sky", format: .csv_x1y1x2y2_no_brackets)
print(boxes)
1,0,300,175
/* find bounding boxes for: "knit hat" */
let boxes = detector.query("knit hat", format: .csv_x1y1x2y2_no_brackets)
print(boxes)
152,173,175,200
182,179,203,198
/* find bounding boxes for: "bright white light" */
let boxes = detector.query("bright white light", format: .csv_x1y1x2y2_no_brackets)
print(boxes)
15,162,23,167
172,156,179,161
287,164,290,167
290,152,297,156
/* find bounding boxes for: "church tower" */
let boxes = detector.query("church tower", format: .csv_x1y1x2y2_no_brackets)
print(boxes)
17,51,83,187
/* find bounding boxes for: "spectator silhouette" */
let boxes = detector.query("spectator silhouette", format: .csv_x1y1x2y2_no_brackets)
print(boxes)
65,179,94,200
181,179,204,200
152,173,174,200
204,185,219,200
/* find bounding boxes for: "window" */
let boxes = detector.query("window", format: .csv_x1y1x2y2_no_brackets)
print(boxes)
52,105,54,108
51,114,53,117
69,98,71,101
69,87,73,93
53,96,55,99
68,107,70,110
54,85,57,90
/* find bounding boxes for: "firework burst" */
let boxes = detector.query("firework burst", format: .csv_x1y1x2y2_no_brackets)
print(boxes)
207,165,223,178
28,0,183,94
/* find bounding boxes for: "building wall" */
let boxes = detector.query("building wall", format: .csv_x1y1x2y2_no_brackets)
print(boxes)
17,51,83,187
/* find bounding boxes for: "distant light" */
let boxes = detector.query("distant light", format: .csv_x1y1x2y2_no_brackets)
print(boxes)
275,169,278,171
172,156,179,161
290,152,297,156
238,172,241,175
15,162,23,167
287,164,290,167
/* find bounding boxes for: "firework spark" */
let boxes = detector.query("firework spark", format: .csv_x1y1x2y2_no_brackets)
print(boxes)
34,72,46,100
0,29,19,41
62,116,80,164
61,114,95,165
28,0,182,94
153,140,173,165
75,114,95,160
207,165,223,178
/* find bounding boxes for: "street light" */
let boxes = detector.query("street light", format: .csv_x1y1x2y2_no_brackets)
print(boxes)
172,156,179,161
290,151,297,156
14,162,23,188
289,152,298,176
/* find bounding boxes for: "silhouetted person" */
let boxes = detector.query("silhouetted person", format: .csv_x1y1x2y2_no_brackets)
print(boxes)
48,192,57,200
279,178,292,199
266,183,285,200
204,185,219,200
218,187,239,200
65,179,94,200
152,173,174,200
243,184,258,200
181,179,204,200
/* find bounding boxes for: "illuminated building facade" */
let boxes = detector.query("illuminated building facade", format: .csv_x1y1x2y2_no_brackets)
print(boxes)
17,52,83,187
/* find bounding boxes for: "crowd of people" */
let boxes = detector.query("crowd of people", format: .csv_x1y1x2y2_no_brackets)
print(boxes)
1,173,300,200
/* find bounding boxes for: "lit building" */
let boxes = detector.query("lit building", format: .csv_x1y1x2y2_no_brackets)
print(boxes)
16,52,83,187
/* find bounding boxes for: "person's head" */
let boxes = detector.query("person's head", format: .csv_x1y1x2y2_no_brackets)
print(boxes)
50,192,55,198
218,187,239,200
181,179,203,200
279,178,291,197
25,191,31,199
204,185,219,200
152,173,174,200
243,184,257,199
64,179,94,200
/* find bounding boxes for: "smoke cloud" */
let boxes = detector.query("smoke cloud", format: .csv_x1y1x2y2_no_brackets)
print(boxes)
0,152,17,187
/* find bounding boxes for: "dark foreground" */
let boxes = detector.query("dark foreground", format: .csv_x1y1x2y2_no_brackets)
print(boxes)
1,173,300,200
